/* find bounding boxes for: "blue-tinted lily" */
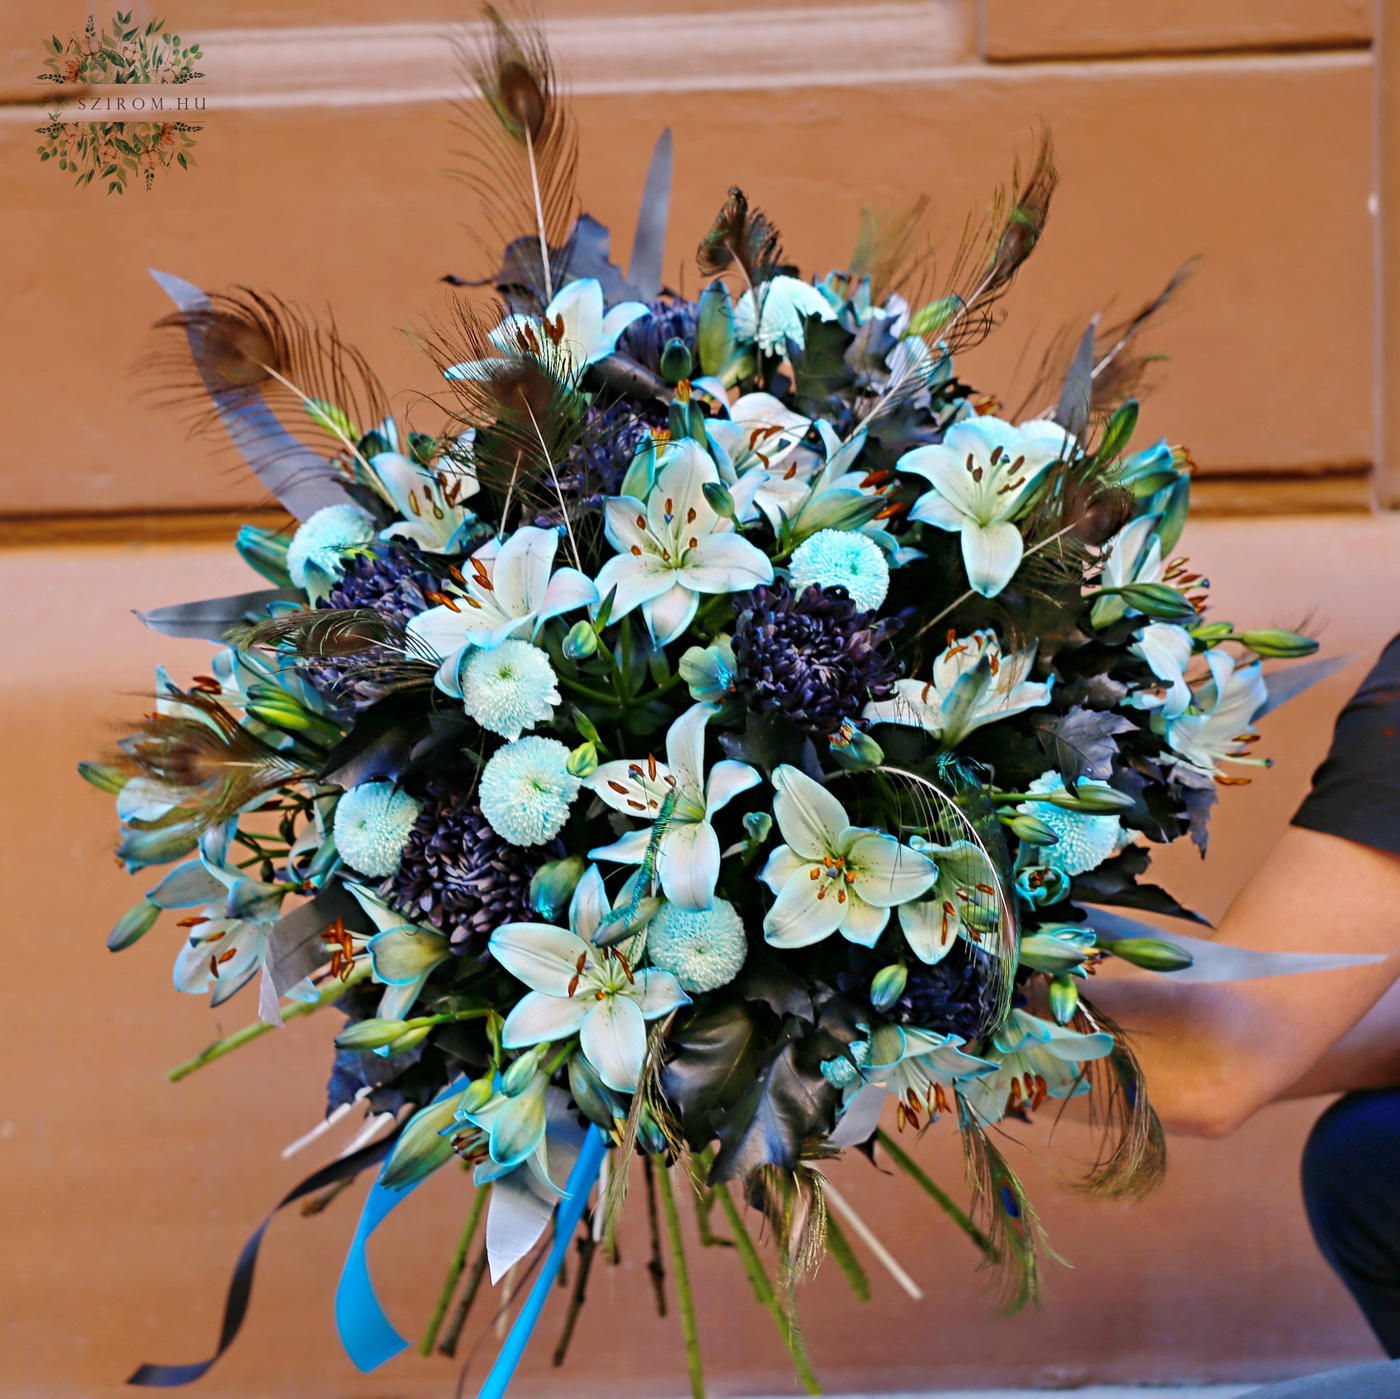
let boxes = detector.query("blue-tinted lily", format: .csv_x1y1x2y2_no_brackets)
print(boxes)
761,765,937,949
958,1009,1113,1126
734,275,838,354
900,415,1075,597
594,439,774,646
864,629,1050,744
1130,622,1194,718
586,702,760,910
367,427,478,555
445,278,649,381
347,883,452,1021
489,866,688,1093
898,838,1001,964
406,526,597,691
834,1023,994,1132
1163,650,1270,780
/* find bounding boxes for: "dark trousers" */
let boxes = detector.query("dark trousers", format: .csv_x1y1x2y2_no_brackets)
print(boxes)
1302,1089,1400,1358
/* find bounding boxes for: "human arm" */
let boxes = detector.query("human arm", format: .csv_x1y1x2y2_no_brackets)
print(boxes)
1086,824,1400,1138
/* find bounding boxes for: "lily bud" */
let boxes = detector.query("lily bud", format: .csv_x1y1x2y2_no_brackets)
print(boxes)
905,295,962,338
1188,620,1235,644
562,620,599,660
79,760,128,795
501,1047,543,1097
790,488,886,542
1048,975,1080,1025
1238,628,1320,659
1003,813,1060,846
828,719,884,772
1018,932,1090,974
743,811,773,844
382,1094,462,1190
870,963,908,1011
569,1054,623,1130
335,1017,412,1051
1037,783,1134,814
530,854,588,920
702,480,737,520
1109,937,1194,972
244,683,341,744
659,337,694,385
108,897,161,952
1108,582,1197,621
566,740,599,779
386,1023,435,1054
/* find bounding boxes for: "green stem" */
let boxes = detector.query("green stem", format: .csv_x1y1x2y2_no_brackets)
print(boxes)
419,1183,489,1356
822,1213,870,1303
655,1162,705,1399
714,1181,821,1394
875,1128,995,1260
557,675,625,708
166,961,371,1082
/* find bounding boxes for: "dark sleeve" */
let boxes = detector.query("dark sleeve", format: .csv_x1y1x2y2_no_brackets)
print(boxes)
1293,635,1400,857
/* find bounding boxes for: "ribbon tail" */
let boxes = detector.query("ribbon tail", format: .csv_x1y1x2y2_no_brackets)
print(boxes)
127,1136,394,1387
474,1127,608,1399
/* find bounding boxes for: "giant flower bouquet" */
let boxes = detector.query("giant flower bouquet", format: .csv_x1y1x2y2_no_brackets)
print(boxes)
85,13,1337,1396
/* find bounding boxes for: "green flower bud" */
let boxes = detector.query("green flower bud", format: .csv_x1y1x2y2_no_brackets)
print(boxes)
1108,937,1194,972
386,1023,435,1054
1106,582,1197,621
530,854,588,920
244,683,341,744
568,1054,623,1131
456,1074,497,1118
790,488,886,542
1019,932,1090,974
382,1094,461,1190
567,740,599,779
743,811,773,844
1004,812,1060,846
79,760,129,795
563,620,599,660
702,480,737,520
905,295,963,338
501,1047,543,1097
1037,783,1135,814
108,897,161,952
1189,620,1235,643
1048,975,1080,1025
870,963,908,1011
335,1018,412,1051
660,337,694,385
1238,628,1320,659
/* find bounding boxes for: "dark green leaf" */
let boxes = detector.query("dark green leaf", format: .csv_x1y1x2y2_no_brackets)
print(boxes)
661,1002,759,1144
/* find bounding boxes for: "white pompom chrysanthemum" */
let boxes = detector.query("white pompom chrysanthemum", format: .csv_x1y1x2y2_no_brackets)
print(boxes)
461,640,560,741
789,529,890,612
478,736,580,847
333,781,421,877
286,504,377,588
645,898,748,993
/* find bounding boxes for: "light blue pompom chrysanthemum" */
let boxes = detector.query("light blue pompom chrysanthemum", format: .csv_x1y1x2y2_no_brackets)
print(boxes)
789,529,890,612
1018,772,1128,877
333,781,421,877
645,898,748,993
479,736,580,847
461,640,560,741
286,504,377,588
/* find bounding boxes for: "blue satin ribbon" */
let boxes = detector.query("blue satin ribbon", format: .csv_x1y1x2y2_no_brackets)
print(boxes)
474,1125,607,1399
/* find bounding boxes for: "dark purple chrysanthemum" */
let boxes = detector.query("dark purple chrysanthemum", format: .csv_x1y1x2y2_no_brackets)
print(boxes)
306,545,439,709
383,781,546,955
616,297,700,378
896,943,1001,1042
528,402,652,530
731,581,898,737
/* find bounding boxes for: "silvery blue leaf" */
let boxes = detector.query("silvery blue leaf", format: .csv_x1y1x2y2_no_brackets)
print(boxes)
828,1082,885,1149
136,588,304,641
1256,653,1357,719
628,128,673,302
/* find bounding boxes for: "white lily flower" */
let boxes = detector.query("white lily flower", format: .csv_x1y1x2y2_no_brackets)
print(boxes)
1130,622,1194,718
705,392,812,485
900,415,1075,597
490,867,690,1092
1101,513,1164,591
368,438,478,555
586,702,761,910
898,838,1001,965
854,1023,995,1112
173,913,268,1006
734,275,839,355
406,526,598,695
958,1010,1113,1126
347,883,452,1020
760,764,937,949
864,630,1050,745
594,439,774,646
1164,650,1269,779
444,278,649,381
